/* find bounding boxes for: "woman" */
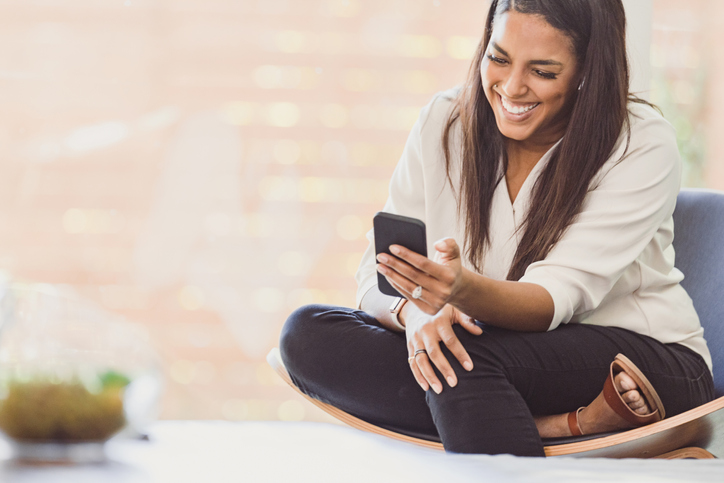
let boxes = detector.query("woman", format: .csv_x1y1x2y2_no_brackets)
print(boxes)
280,0,714,456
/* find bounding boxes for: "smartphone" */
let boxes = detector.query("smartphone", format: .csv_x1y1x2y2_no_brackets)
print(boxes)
373,212,427,298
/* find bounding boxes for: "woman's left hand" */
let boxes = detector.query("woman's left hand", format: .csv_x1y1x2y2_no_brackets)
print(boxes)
376,237,466,315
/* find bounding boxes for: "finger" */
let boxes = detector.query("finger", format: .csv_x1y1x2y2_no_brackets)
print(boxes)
388,245,449,281
387,274,426,306
433,237,461,263
415,349,443,394
458,314,483,335
438,325,474,372
386,247,456,301
406,341,429,391
409,358,430,392
389,271,449,314
425,334,459,387
377,253,440,292
378,251,455,310
386,272,445,315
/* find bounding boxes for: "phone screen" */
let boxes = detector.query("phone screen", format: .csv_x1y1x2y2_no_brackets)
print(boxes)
373,212,427,298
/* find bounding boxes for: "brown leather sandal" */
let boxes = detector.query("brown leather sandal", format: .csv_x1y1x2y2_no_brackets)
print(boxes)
568,353,666,436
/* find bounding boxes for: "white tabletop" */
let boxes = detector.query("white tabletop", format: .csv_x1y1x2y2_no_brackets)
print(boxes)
1,421,723,482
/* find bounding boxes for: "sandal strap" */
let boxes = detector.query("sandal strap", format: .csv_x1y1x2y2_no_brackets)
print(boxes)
567,407,584,436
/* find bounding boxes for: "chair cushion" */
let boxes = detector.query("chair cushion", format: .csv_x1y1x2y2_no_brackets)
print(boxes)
672,189,724,396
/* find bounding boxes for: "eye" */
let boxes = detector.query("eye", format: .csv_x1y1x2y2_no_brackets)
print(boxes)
486,53,508,65
534,70,558,80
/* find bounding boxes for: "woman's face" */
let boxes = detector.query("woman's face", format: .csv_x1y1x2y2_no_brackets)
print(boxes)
481,11,580,148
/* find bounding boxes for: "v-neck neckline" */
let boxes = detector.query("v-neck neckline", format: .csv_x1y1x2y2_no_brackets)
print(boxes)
503,138,563,211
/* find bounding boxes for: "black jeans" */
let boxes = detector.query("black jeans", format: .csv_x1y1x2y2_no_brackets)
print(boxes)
279,304,715,456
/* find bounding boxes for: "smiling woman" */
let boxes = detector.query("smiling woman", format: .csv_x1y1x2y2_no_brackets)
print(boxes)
482,12,579,147
278,0,715,457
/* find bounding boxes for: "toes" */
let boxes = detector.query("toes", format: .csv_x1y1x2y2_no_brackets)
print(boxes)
635,406,650,415
615,373,652,415
614,372,636,392
622,390,646,409
626,395,650,415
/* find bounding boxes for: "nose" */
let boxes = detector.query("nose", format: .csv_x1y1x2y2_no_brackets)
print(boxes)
500,69,528,98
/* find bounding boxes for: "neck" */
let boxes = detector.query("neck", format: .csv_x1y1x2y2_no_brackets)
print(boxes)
505,137,559,171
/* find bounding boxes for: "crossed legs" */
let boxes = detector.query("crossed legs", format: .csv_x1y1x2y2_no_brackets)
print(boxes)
280,304,714,456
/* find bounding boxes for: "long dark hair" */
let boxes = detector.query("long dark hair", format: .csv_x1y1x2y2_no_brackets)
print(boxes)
442,0,631,280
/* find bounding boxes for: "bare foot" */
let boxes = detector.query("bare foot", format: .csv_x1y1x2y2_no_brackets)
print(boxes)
576,370,652,435
535,370,652,438
614,371,650,416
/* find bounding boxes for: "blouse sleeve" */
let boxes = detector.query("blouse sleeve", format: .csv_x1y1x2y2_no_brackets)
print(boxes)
518,112,682,331
354,97,442,308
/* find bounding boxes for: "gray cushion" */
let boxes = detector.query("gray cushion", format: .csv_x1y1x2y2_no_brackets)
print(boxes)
672,188,724,396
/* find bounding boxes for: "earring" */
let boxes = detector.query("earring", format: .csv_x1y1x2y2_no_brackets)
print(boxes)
578,79,585,91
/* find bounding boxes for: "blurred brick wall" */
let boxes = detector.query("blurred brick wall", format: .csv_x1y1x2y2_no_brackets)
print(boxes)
0,0,719,423
0,0,487,422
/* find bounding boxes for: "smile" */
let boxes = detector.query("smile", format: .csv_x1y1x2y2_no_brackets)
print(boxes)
500,95,540,115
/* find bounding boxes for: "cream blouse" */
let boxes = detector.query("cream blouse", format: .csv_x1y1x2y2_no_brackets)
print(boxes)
355,88,712,371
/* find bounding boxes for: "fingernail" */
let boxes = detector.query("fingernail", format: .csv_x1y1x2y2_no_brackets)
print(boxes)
446,376,456,387
463,361,473,371
390,246,400,255
376,265,387,274
377,254,388,263
432,384,442,394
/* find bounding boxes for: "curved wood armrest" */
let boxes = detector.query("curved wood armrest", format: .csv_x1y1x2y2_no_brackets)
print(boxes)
546,395,724,458
266,348,445,450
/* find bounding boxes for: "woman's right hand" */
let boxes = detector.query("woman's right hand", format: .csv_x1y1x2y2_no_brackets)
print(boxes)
405,304,483,394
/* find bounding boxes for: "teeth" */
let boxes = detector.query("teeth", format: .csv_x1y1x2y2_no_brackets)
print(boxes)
501,96,539,115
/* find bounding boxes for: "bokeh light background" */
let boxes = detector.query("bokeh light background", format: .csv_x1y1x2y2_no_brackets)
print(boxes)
0,0,722,424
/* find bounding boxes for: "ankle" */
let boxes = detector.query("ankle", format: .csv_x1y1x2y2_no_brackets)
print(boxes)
577,406,592,434
534,414,574,439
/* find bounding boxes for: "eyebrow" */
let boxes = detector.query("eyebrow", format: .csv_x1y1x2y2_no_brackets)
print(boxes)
491,42,564,67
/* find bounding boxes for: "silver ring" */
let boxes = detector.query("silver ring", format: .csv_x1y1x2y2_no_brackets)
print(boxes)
412,285,423,299
414,349,427,357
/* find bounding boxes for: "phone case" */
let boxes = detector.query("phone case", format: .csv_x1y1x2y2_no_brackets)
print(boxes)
373,212,427,298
